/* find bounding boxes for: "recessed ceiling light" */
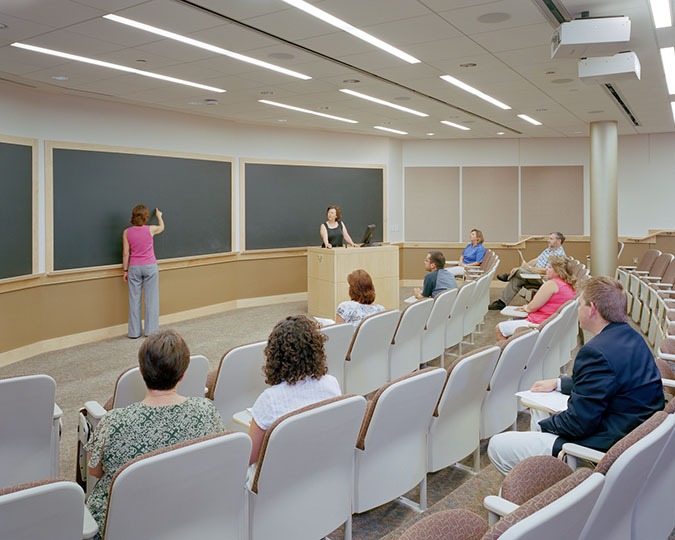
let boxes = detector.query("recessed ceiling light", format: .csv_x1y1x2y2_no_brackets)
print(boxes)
440,75,511,110
342,79,360,84
339,88,428,117
552,78,573,84
317,106,331,110
477,12,511,23
135,59,147,63
374,126,408,135
545,70,556,75
426,132,435,136
259,99,358,123
459,62,477,68
10,42,226,93
441,120,470,131
660,47,675,94
535,108,548,112
268,52,295,60
51,75,69,81
279,0,420,63
104,14,311,80
0,23,8,30
650,0,672,28
204,99,219,105
497,132,505,135
259,91,275,95
588,110,604,114
517,114,542,126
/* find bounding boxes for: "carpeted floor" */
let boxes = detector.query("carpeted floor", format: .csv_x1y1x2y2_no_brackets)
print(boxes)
0,283,557,539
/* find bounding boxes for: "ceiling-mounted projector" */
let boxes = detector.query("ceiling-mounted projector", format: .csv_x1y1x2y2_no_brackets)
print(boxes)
551,16,631,59
578,52,640,83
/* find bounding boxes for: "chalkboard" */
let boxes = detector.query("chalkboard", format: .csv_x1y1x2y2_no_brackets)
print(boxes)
0,141,33,279
52,148,231,270
245,163,383,250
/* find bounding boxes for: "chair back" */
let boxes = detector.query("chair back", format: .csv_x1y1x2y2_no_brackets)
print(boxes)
420,288,458,365
519,316,561,391
465,273,492,335
445,281,476,352
0,375,56,488
211,341,268,431
104,432,250,540
389,298,434,379
319,323,354,392
579,412,675,540
631,414,675,539
647,252,673,278
112,355,210,409
353,368,446,513
428,346,500,472
480,329,539,439
344,310,400,395
248,395,366,540
0,479,85,540
492,470,605,540
637,249,661,273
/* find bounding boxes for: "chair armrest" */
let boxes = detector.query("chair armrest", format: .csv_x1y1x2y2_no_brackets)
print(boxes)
520,273,543,280
618,265,637,270
83,506,98,539
84,401,107,421
659,351,675,362
653,283,673,289
642,276,662,282
445,260,459,266
53,403,63,420
484,495,520,525
662,377,675,388
632,270,649,275
559,443,606,464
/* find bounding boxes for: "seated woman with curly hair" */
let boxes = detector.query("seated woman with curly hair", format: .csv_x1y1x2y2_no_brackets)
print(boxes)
248,315,341,465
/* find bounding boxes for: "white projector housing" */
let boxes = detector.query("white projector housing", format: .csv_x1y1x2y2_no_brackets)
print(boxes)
551,16,631,59
578,52,641,83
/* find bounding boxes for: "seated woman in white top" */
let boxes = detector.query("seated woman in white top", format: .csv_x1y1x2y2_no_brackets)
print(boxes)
335,269,385,327
248,315,341,465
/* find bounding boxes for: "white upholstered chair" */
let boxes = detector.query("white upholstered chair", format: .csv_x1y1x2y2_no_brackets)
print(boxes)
353,368,446,514
445,281,476,358
389,298,433,379
420,288,457,368
320,322,354,391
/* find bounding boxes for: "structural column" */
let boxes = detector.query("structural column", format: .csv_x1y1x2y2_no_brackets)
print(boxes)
590,121,618,277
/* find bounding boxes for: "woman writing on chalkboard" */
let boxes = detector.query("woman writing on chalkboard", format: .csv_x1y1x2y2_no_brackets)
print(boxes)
320,205,357,248
123,205,164,338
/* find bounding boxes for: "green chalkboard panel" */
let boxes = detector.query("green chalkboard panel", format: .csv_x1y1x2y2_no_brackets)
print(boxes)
245,163,383,250
52,149,231,270
0,141,33,279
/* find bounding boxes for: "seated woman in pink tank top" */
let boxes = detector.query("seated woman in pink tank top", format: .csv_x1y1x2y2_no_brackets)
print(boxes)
496,255,576,340
122,205,164,338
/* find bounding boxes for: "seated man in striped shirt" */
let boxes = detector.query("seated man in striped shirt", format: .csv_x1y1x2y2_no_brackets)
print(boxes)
489,232,566,310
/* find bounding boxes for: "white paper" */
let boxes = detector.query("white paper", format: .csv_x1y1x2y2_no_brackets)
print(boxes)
314,316,335,326
404,295,418,304
500,306,529,318
516,390,569,412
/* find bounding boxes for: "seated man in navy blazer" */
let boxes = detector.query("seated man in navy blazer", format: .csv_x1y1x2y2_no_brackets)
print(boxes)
488,275,664,474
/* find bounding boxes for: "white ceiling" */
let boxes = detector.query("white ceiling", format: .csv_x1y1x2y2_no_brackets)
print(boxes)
0,0,672,139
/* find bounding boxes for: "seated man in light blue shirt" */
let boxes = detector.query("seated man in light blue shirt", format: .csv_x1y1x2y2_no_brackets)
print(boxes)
414,251,458,299
489,232,566,310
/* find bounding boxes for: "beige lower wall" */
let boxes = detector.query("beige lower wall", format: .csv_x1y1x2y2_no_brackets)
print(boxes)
3,236,674,360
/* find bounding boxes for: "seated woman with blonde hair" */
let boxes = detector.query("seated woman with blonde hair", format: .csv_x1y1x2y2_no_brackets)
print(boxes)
496,255,576,341
335,269,385,327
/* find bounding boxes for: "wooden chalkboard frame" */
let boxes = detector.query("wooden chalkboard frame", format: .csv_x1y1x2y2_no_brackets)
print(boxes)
239,158,387,251
0,134,39,283
45,141,235,273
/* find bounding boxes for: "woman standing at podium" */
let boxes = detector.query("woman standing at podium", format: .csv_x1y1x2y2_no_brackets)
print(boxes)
320,205,357,248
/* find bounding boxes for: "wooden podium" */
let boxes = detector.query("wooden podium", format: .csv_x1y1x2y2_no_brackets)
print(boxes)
307,245,400,319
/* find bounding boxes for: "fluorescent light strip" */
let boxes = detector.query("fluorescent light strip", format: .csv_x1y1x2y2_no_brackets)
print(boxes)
517,114,542,126
650,0,672,28
339,89,428,117
661,47,675,94
104,14,311,80
440,120,470,131
259,100,358,123
11,42,225,92
671,102,675,123
374,126,407,135
439,75,511,110
280,0,419,64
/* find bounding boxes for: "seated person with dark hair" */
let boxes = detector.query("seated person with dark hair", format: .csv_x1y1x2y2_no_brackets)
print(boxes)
488,276,664,475
414,250,458,300
489,231,566,310
86,330,225,539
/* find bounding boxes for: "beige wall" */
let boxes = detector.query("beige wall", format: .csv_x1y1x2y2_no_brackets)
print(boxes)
404,167,459,242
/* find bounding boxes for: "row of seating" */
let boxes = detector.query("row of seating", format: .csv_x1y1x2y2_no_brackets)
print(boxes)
400,399,675,540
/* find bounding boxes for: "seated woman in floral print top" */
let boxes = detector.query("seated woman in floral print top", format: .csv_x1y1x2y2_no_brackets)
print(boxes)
335,269,385,327
85,330,224,539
